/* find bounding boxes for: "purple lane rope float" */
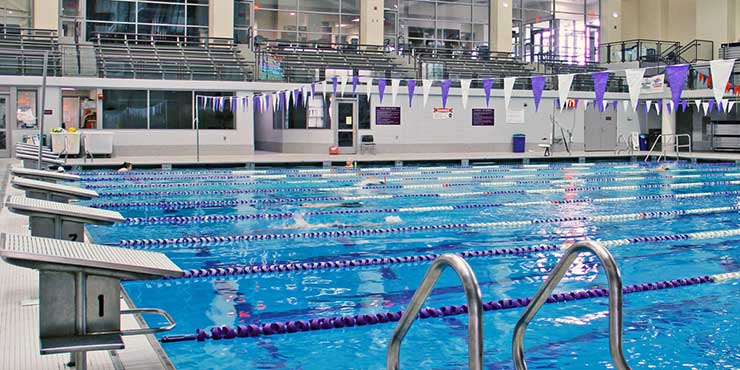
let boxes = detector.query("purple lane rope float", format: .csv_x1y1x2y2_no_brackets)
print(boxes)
159,271,740,343
121,191,740,226
118,206,740,247
164,227,740,280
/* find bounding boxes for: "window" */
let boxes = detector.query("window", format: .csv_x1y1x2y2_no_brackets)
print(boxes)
16,90,37,129
307,96,329,128
234,0,252,44
196,92,235,129
1,0,32,27
150,91,193,129
85,0,208,40
286,93,308,128
397,0,487,50
358,96,370,129
102,90,148,129
251,0,359,45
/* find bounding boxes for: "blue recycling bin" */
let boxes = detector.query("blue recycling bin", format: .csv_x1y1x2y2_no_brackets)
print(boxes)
638,134,648,151
513,134,526,153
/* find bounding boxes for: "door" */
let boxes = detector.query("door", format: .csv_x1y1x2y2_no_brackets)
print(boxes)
334,100,357,154
584,107,618,151
0,95,8,158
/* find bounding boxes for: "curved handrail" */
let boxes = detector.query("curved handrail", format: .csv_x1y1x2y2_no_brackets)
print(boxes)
387,254,483,370
512,241,631,370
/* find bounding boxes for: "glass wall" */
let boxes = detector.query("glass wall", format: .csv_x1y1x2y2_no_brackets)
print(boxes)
250,0,359,45
0,0,32,28
269,93,330,129
513,0,600,64
234,0,253,44
86,0,209,39
102,90,234,129
383,0,487,50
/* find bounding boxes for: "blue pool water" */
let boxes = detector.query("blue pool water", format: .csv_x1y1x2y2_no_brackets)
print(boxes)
80,162,740,370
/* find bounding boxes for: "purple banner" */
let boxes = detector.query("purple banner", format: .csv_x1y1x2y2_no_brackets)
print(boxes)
352,75,359,96
407,80,416,107
665,64,690,111
531,76,545,111
592,72,609,112
378,79,387,104
440,79,452,108
708,99,716,114
332,76,338,97
482,79,493,107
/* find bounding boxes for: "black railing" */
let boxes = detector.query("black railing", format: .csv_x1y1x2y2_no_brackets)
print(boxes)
599,39,681,65
678,39,714,63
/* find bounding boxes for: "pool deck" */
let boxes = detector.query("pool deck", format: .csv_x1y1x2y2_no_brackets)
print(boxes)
0,159,172,370
60,150,740,168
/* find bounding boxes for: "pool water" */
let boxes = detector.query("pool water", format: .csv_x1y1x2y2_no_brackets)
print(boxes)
80,162,740,370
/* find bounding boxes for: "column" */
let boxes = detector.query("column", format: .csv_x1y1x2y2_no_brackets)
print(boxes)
696,0,735,59
209,0,235,40
661,99,676,153
489,0,512,53
360,0,384,46
600,0,622,63
33,0,59,30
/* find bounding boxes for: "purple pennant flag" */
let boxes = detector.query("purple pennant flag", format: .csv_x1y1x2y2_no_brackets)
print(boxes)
332,76,338,97
407,80,416,107
378,79,387,104
230,97,236,112
253,96,260,112
293,89,299,107
656,101,662,114
242,96,248,111
352,75,359,96
612,100,618,111
665,64,690,112
266,95,271,112
708,99,716,114
279,91,286,111
482,79,493,107
574,98,579,108
220,97,226,112
592,72,609,112
311,83,316,98
667,101,672,114
681,100,688,112
531,76,545,111
440,79,452,108
644,101,650,114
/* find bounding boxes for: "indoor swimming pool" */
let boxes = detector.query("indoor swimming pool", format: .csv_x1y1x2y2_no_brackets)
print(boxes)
78,162,740,370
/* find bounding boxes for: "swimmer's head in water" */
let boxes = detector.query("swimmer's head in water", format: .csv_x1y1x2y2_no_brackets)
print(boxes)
341,201,363,208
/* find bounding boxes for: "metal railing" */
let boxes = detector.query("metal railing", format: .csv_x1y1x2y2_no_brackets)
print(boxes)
677,40,714,63
600,39,680,66
387,254,483,370
615,134,634,155
644,133,692,162
512,240,631,370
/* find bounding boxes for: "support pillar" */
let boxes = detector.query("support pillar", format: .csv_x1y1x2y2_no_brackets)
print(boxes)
661,99,676,153
209,0,234,41
360,0,384,46
33,0,59,31
489,0,513,53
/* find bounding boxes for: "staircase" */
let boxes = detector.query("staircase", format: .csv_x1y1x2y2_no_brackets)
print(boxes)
61,41,97,77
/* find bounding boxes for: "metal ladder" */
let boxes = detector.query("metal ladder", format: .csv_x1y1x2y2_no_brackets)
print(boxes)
615,134,634,155
644,134,692,162
512,241,632,370
386,254,483,370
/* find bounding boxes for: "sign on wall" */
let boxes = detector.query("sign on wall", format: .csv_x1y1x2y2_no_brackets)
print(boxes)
506,109,525,124
376,106,401,125
472,108,494,126
641,74,665,94
433,107,454,120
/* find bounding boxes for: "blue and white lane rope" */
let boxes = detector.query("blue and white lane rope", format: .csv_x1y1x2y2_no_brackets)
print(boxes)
168,227,740,280
159,271,740,343
118,205,740,246
88,182,740,210
121,191,740,226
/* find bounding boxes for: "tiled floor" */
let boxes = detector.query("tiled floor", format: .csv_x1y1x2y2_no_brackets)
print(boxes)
0,159,171,370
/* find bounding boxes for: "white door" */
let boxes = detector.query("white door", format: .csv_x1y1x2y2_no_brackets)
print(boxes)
0,95,8,158
334,100,357,154
584,107,618,151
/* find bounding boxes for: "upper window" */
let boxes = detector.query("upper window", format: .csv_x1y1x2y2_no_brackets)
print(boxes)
86,0,208,39
0,0,32,28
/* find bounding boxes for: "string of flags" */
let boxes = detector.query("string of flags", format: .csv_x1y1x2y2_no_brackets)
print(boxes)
197,58,737,116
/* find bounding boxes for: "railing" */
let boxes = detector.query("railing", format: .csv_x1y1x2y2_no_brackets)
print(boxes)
512,240,631,370
91,32,234,49
600,39,680,66
644,133,692,162
0,27,61,77
615,134,634,155
387,254,483,370
678,40,714,63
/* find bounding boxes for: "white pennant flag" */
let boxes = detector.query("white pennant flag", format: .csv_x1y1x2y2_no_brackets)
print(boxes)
701,102,709,115
623,100,630,111
625,68,646,111
303,88,309,106
291,89,297,106
557,74,574,111
422,79,433,107
646,100,653,112
694,99,702,113
584,100,590,110
504,77,516,111
322,80,327,98
727,101,736,112
666,101,673,113
260,94,267,112
460,79,471,109
391,79,400,105
603,101,609,112
365,77,373,101
339,74,348,97
272,93,278,112
710,59,736,105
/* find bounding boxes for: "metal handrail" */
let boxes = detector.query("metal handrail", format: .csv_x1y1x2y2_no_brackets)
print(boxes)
615,134,634,155
512,240,631,370
644,133,692,162
387,254,483,370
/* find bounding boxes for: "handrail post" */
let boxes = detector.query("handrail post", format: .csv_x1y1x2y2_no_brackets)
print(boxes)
387,254,483,370
512,241,631,370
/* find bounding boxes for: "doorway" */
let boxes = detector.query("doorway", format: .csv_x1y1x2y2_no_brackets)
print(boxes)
0,95,7,157
334,99,357,154
584,107,618,151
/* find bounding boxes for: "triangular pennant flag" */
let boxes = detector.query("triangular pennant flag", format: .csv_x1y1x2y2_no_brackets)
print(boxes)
710,59,736,105
602,100,609,112
612,100,618,111
440,79,452,108
364,77,372,101
272,93,278,112
504,77,516,111
708,99,716,114
482,79,493,107
253,95,260,112
584,100,590,110
727,101,736,112
378,79,387,104
292,89,298,107
279,91,286,111
646,100,652,113
352,75,359,96
531,76,545,111
422,79,432,107
625,68,645,112
623,100,630,111
702,101,709,115
694,99,702,113
557,74,574,111
655,101,661,114
666,64,690,112
339,75,348,97
391,79,400,105
322,80,327,98
407,80,416,107
666,101,673,114
242,96,248,112
681,100,688,112
302,88,309,106
592,72,609,112
331,76,338,97
460,79,471,109
311,83,316,99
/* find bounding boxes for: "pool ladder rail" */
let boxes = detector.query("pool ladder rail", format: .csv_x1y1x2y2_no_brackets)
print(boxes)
386,241,632,370
644,133,692,162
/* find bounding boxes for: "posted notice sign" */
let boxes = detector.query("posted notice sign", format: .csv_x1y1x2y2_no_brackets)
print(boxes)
433,107,454,120
472,108,494,126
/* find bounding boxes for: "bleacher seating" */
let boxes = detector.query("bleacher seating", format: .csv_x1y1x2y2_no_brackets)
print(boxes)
0,26,61,76
92,33,252,81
